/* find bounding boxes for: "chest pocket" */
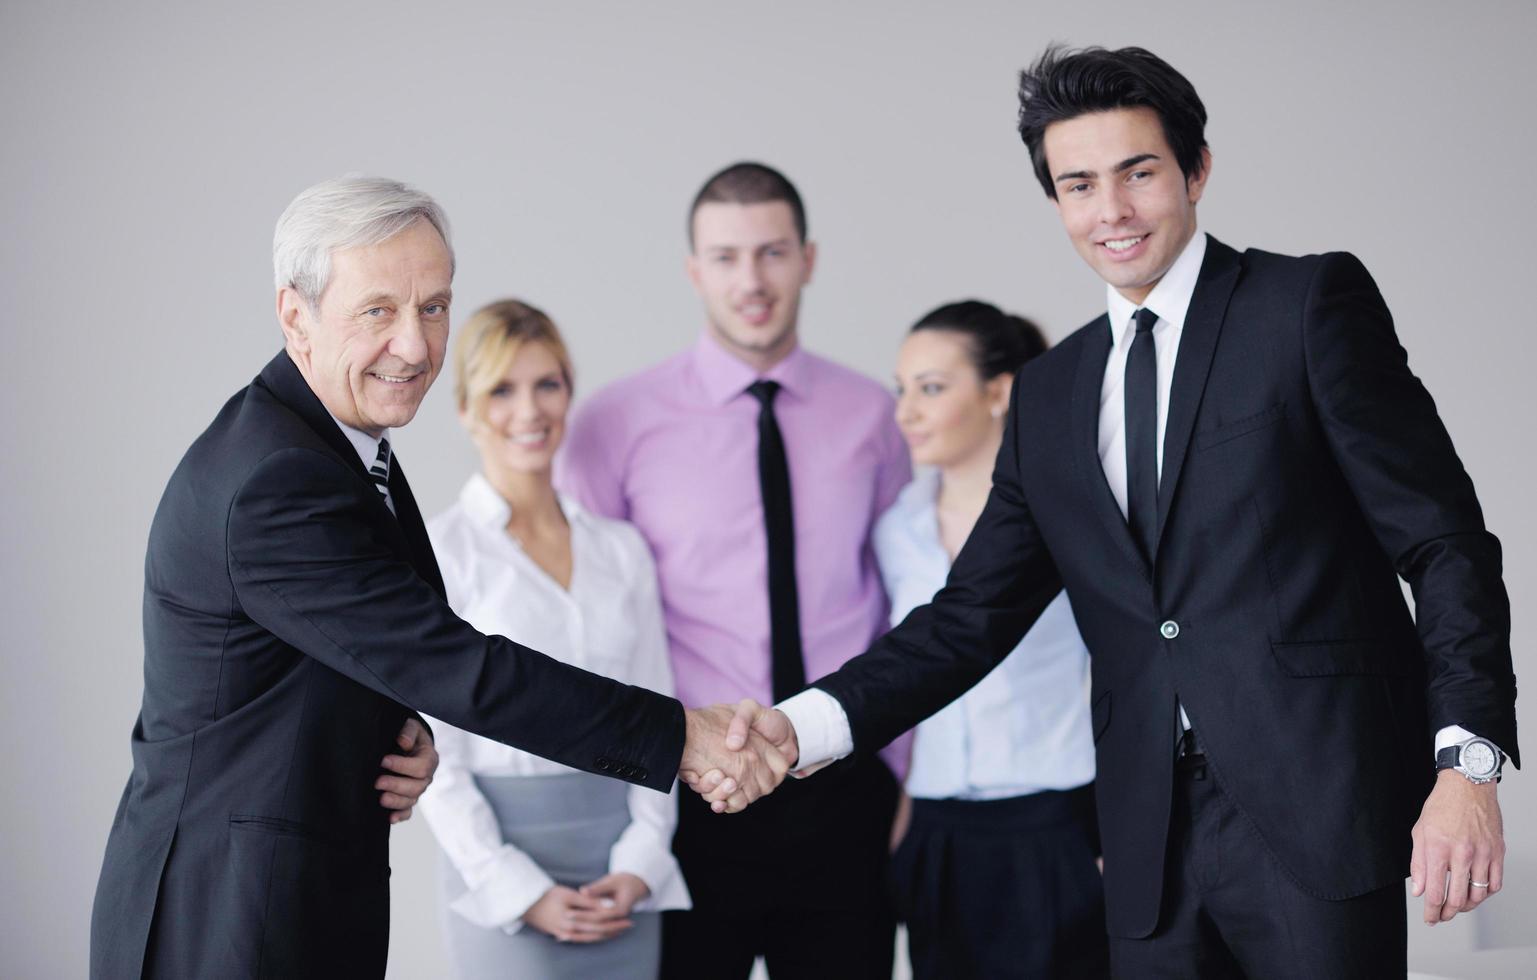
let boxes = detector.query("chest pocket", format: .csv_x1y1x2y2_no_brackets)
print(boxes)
1192,402,1286,452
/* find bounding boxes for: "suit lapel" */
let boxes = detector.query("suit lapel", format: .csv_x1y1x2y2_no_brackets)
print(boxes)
257,352,371,483
256,351,440,589
388,457,447,599
1154,237,1242,552
1072,317,1151,579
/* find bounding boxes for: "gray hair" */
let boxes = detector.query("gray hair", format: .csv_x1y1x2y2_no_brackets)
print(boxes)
272,174,454,306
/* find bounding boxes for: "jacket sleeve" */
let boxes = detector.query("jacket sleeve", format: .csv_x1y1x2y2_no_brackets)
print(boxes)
226,447,685,792
1301,251,1518,766
812,377,1065,755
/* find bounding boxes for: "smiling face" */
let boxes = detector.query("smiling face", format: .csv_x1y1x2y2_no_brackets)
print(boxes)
686,201,816,371
1044,106,1210,305
278,219,453,436
461,340,571,479
894,330,1012,471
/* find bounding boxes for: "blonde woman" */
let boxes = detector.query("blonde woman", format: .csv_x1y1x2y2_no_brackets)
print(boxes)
420,300,688,979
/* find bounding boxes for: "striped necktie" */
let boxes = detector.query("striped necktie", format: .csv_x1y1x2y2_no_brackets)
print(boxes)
370,437,391,500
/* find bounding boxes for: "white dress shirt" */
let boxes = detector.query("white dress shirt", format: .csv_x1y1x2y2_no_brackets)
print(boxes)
783,229,1480,768
418,474,690,932
1098,231,1205,521
876,469,1094,799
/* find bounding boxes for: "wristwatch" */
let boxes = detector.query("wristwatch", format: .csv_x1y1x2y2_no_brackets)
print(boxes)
1435,736,1503,784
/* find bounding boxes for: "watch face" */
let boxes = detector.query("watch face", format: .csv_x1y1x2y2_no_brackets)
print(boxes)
1463,741,1498,776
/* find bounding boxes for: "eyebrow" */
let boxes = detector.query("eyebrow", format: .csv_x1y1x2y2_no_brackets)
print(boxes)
704,238,795,254
353,289,453,309
1053,153,1162,184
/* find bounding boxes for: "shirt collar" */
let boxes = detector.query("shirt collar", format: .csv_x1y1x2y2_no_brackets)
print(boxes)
1106,230,1207,353
691,329,812,407
327,411,391,471
459,471,588,531
891,467,942,537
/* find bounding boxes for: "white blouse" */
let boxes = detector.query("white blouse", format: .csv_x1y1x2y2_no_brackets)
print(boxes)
874,468,1096,801
419,473,690,932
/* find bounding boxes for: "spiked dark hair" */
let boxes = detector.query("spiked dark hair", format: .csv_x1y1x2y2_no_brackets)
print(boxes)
1017,45,1208,199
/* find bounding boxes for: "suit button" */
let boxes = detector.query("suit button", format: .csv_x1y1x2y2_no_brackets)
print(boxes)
1160,620,1180,639
596,756,611,771
635,769,648,781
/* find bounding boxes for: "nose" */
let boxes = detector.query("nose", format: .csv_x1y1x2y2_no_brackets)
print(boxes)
736,255,766,293
512,385,543,422
1097,181,1133,227
389,310,431,366
895,388,919,426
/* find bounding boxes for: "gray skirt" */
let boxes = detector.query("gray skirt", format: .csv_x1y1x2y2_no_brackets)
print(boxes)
438,771,661,980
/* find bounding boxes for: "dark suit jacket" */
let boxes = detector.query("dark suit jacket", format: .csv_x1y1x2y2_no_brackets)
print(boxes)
815,236,1519,937
90,352,684,978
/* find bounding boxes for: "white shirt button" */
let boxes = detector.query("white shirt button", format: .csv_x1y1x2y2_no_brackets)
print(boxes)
1160,620,1180,639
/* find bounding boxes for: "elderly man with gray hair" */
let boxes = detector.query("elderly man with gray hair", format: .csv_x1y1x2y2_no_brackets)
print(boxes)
89,176,787,979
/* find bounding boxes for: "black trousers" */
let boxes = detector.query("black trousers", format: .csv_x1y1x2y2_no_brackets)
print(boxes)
1108,753,1406,978
891,785,1110,980
661,754,899,980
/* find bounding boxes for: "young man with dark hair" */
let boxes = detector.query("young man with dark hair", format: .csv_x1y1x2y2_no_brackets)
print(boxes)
723,47,1519,976
560,162,912,978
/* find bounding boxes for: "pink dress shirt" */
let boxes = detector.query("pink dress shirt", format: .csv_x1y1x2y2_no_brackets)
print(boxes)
558,332,914,777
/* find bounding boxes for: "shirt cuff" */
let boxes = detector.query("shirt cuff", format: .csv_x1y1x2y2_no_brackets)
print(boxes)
610,834,692,913
1435,725,1504,762
777,688,854,776
446,848,555,935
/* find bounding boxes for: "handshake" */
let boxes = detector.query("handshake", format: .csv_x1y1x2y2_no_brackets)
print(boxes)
678,700,801,813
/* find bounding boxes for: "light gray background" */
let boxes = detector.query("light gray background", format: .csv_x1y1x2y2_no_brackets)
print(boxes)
2,1,1532,977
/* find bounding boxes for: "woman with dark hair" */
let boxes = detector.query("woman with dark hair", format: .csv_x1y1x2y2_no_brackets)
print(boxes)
418,300,688,979
879,301,1108,978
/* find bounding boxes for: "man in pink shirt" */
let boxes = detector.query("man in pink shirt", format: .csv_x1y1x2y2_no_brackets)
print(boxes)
559,162,911,978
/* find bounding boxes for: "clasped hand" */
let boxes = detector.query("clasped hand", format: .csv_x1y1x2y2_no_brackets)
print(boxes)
679,700,799,813
525,872,650,943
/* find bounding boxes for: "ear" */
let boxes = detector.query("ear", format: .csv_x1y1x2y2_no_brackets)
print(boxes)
277,286,311,354
800,240,817,286
1187,147,1213,205
986,372,1015,418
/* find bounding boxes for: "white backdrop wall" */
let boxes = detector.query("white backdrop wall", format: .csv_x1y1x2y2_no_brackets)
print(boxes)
1,1,1532,976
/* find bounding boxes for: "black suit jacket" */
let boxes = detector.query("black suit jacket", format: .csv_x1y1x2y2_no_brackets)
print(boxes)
815,236,1518,937
90,352,684,978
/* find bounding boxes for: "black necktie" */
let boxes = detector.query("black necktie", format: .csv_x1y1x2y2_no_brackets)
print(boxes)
747,380,806,702
1125,308,1160,562
370,437,391,500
